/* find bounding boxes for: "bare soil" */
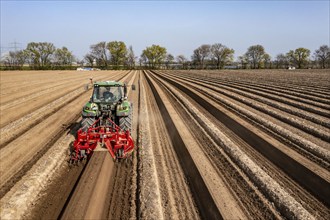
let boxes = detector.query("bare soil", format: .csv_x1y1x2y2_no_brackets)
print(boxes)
0,69,329,219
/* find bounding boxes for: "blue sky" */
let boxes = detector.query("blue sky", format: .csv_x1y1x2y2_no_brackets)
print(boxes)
1,0,329,60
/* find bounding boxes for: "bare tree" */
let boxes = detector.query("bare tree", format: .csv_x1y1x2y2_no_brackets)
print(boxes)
139,55,146,68
126,46,136,69
84,53,95,67
176,55,187,69
3,50,27,69
314,45,330,68
210,43,234,69
263,53,272,69
4,50,28,69
275,53,289,69
3,52,16,68
165,54,174,69
191,48,202,69
90,42,109,68
191,44,210,69
237,55,248,69
245,45,267,69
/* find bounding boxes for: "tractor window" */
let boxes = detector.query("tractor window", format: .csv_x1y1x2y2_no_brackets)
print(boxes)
92,87,100,101
93,86,123,102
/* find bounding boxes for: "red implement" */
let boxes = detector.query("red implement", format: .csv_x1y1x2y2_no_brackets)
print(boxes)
71,118,134,162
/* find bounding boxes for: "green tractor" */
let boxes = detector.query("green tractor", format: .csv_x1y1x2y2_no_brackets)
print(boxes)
71,80,135,162
81,81,133,132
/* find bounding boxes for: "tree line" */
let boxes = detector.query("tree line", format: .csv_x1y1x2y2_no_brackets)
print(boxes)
1,41,329,70
2,42,75,70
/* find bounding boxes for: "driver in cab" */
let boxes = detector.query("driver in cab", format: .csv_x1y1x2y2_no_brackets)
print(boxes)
103,87,114,101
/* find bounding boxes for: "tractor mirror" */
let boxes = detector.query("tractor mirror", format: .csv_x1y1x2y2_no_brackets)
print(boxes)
124,84,128,97
132,85,136,90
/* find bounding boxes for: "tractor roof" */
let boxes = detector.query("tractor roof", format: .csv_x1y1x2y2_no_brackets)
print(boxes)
94,81,124,87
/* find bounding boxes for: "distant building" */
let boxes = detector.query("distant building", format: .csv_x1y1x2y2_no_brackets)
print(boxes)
224,65,239,69
77,67,100,71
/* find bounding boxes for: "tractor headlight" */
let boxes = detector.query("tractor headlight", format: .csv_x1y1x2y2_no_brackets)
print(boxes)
85,107,90,111
118,105,128,111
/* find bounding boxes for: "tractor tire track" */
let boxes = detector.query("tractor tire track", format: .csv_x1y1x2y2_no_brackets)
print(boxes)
56,71,137,220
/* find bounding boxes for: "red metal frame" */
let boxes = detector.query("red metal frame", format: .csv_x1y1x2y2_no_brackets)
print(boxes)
71,118,134,161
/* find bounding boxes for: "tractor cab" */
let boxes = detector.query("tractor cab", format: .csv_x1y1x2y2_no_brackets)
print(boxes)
92,82,127,103
82,81,129,118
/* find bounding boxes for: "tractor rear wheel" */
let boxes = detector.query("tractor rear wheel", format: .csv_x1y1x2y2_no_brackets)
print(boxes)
81,117,95,132
119,104,133,132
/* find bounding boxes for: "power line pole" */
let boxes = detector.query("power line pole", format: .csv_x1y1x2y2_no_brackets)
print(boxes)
10,41,21,52
0,41,22,60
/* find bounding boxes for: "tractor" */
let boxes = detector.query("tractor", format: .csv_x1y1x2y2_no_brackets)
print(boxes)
70,81,134,163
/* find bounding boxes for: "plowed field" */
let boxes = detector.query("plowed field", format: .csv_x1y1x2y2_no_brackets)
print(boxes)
0,69,329,219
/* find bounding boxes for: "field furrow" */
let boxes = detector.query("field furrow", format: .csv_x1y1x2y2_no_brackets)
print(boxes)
150,70,329,218
0,69,329,220
160,71,330,167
